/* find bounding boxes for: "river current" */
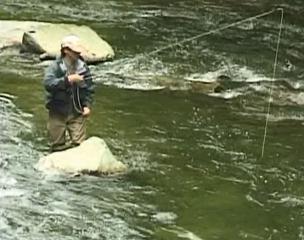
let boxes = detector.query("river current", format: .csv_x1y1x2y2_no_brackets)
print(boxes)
1,1,304,239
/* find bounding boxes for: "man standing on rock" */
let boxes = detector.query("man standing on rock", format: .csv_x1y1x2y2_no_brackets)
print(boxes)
43,35,94,152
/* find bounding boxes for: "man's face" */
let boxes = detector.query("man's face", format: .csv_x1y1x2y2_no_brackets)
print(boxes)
63,48,80,62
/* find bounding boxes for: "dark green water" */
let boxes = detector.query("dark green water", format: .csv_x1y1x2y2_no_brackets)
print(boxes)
1,1,304,239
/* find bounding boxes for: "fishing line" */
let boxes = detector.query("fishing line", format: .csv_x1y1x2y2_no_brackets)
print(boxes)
72,85,83,114
261,8,284,158
136,8,284,158
128,8,281,66
128,8,284,157
146,8,281,57
65,61,84,114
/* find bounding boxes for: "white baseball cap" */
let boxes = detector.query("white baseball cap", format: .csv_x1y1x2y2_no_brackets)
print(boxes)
61,35,84,54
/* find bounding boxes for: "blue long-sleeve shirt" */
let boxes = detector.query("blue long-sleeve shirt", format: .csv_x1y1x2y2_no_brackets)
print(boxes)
43,57,94,115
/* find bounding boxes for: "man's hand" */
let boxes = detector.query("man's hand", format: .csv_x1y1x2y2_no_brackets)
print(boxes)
82,107,91,117
68,74,83,83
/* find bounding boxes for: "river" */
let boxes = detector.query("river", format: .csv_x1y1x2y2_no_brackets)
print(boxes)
1,0,304,239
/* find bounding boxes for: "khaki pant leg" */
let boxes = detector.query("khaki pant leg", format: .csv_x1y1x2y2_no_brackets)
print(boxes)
47,112,67,151
66,114,86,146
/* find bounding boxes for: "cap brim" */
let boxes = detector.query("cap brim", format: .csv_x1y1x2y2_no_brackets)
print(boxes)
69,46,83,54
61,44,84,54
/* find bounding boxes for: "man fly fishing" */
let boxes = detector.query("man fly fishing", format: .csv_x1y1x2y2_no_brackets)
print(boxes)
43,35,94,152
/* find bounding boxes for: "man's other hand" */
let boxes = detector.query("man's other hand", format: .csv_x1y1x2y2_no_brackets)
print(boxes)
82,107,91,117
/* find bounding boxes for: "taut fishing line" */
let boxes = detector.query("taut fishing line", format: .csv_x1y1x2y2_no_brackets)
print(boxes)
261,8,284,158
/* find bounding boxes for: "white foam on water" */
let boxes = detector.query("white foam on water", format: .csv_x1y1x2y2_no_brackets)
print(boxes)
178,231,204,240
188,63,270,84
152,212,177,224
248,84,268,92
0,175,17,186
185,72,218,83
0,94,35,210
239,230,264,240
0,92,15,100
124,149,157,172
232,66,271,83
268,194,304,207
246,194,264,207
184,63,271,83
136,9,162,18
109,82,165,91
164,226,204,240
208,90,243,99
97,58,242,92
96,57,169,78
0,188,25,198
93,56,170,90
287,92,304,105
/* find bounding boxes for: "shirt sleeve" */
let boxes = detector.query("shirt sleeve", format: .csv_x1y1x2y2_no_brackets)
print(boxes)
43,62,70,92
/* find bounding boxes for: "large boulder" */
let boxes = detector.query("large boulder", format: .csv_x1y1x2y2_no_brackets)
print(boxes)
22,24,114,63
0,20,114,63
0,20,47,50
36,137,127,175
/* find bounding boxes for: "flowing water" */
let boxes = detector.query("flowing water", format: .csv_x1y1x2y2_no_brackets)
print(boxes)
1,0,304,239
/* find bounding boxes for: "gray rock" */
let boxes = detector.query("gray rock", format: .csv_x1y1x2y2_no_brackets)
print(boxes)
0,20,114,63
0,20,47,50
35,137,127,175
22,23,114,63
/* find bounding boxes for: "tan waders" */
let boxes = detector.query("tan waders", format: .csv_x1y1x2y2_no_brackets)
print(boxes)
47,111,86,152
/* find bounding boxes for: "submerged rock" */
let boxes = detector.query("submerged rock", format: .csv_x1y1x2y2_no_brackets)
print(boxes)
0,20,114,63
154,74,228,93
36,137,127,175
186,79,221,93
